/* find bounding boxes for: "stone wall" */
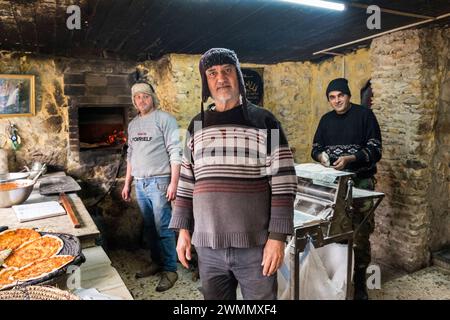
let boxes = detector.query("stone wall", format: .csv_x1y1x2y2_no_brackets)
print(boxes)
261,61,312,163
0,52,68,171
370,27,450,271
426,28,450,252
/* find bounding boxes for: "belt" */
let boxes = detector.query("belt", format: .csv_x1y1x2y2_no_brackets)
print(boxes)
134,175,170,180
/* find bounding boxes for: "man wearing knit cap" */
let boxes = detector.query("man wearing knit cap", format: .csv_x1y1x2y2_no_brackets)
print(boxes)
170,48,297,300
122,82,182,292
311,77,382,300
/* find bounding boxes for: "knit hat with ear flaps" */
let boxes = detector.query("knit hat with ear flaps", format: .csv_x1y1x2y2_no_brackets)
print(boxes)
131,82,159,109
198,48,248,123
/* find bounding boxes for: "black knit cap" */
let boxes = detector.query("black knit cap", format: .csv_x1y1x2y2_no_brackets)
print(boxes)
199,48,248,123
326,78,351,100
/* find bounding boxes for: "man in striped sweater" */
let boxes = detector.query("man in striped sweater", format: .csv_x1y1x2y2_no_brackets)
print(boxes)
169,48,297,300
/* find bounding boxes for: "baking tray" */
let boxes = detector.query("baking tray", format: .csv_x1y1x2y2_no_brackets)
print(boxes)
39,176,81,195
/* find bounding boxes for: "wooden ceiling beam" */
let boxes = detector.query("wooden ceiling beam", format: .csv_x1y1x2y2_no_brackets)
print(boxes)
314,12,450,56
349,2,434,20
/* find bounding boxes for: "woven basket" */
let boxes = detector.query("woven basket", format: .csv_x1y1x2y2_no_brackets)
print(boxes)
33,231,85,287
0,285,80,300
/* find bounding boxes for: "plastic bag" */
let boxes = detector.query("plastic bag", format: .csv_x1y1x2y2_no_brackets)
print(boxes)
277,238,352,300
277,237,294,300
316,243,351,295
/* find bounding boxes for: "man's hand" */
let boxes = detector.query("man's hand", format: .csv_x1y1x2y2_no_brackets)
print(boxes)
261,239,285,276
176,229,192,269
121,184,131,202
319,152,330,167
166,182,178,201
332,155,356,170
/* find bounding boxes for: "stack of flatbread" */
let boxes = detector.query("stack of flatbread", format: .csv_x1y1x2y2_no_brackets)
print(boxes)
0,228,74,290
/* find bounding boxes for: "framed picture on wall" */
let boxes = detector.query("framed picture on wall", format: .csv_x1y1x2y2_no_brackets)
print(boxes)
0,74,35,117
242,68,264,106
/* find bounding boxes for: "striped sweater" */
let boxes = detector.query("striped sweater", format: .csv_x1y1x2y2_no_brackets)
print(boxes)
169,103,297,249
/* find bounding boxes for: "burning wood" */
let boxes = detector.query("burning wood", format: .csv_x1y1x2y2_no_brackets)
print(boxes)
106,130,127,145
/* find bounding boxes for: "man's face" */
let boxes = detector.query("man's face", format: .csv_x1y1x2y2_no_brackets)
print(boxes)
205,64,240,105
328,91,351,114
134,92,153,115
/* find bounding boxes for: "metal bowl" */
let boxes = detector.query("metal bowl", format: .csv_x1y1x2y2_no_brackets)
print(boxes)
0,172,30,183
0,179,35,208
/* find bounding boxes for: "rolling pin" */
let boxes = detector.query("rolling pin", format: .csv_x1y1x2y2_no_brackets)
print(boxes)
59,192,81,228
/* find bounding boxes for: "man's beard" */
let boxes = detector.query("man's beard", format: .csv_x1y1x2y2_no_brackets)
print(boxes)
213,92,240,106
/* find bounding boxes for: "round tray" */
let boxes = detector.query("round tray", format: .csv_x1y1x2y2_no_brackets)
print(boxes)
0,285,80,300
1,230,85,290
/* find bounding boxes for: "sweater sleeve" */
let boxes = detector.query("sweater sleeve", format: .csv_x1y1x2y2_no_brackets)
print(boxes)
354,109,382,165
311,117,325,162
126,121,133,162
267,119,297,236
169,133,195,231
161,113,182,165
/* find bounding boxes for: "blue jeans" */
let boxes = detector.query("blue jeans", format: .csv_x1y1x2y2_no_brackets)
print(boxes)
135,176,177,272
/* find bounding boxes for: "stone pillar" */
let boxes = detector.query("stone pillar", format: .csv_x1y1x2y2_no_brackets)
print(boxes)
370,28,449,271
425,28,450,252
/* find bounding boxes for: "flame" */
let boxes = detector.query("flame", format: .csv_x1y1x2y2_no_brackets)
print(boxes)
106,130,127,145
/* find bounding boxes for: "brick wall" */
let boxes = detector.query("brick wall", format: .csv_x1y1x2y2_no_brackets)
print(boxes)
58,59,135,163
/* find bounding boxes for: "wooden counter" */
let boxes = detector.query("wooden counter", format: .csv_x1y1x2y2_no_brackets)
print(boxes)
0,173,100,248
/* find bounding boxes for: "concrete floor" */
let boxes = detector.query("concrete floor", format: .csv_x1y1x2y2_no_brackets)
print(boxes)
108,249,450,300
108,249,203,300
369,264,450,300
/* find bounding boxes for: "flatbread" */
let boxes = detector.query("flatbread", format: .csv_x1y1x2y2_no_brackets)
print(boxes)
0,267,18,290
0,228,41,251
11,255,75,283
4,235,64,268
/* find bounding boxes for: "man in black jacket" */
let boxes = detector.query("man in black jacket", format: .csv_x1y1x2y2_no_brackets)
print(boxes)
311,78,382,300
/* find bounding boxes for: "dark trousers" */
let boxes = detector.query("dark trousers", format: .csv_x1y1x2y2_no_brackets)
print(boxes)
196,246,277,300
352,177,376,270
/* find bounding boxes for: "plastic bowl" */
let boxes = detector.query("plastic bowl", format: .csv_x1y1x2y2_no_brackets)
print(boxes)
0,179,35,208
